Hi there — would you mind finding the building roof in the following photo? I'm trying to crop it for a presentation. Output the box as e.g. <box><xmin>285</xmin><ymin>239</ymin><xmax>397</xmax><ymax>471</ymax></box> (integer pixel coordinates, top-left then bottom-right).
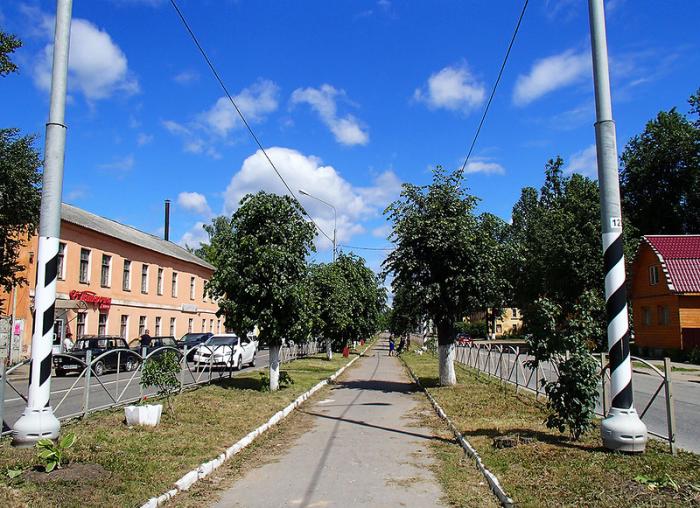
<box><xmin>61</xmin><ymin>203</ymin><xmax>214</xmax><ymax>271</ymax></box>
<box><xmin>643</xmin><ymin>235</ymin><xmax>700</xmax><ymax>293</ymax></box>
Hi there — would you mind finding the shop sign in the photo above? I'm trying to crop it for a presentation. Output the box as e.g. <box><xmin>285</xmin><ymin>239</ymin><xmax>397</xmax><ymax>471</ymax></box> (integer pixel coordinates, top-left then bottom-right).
<box><xmin>69</xmin><ymin>290</ymin><xmax>112</xmax><ymax>310</ymax></box>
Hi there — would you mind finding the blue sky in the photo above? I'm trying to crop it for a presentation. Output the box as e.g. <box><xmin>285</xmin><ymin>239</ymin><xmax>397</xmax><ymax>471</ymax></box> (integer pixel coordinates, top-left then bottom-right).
<box><xmin>2</xmin><ymin>0</ymin><xmax>698</xmax><ymax>274</ymax></box>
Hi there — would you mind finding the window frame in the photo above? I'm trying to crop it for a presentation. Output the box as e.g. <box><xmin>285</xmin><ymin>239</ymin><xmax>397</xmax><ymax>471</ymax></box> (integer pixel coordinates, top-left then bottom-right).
<box><xmin>169</xmin><ymin>317</ymin><xmax>176</xmax><ymax>336</ymax></box>
<box><xmin>141</xmin><ymin>263</ymin><xmax>149</xmax><ymax>294</ymax></box>
<box><xmin>120</xmin><ymin>315</ymin><xmax>129</xmax><ymax>339</ymax></box>
<box><xmin>98</xmin><ymin>313</ymin><xmax>108</xmax><ymax>336</ymax></box>
<box><xmin>190</xmin><ymin>276</ymin><xmax>196</xmax><ymax>300</ymax></box>
<box><xmin>100</xmin><ymin>254</ymin><xmax>112</xmax><ymax>288</ymax></box>
<box><xmin>172</xmin><ymin>272</ymin><xmax>178</xmax><ymax>298</ymax></box>
<box><xmin>79</xmin><ymin>248</ymin><xmax>91</xmax><ymax>284</ymax></box>
<box><xmin>57</xmin><ymin>242</ymin><xmax>66</xmax><ymax>280</ymax></box>
<box><xmin>123</xmin><ymin>259</ymin><xmax>132</xmax><ymax>291</ymax></box>
<box><xmin>157</xmin><ymin>268</ymin><xmax>164</xmax><ymax>295</ymax></box>
<box><xmin>649</xmin><ymin>265</ymin><xmax>660</xmax><ymax>286</ymax></box>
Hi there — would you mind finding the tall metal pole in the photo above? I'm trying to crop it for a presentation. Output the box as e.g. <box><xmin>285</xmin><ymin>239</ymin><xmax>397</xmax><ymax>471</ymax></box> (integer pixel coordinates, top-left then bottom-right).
<box><xmin>298</xmin><ymin>189</ymin><xmax>337</xmax><ymax>262</ymax></box>
<box><xmin>13</xmin><ymin>0</ymin><xmax>73</xmax><ymax>446</ymax></box>
<box><xmin>588</xmin><ymin>0</ymin><xmax>646</xmax><ymax>452</ymax></box>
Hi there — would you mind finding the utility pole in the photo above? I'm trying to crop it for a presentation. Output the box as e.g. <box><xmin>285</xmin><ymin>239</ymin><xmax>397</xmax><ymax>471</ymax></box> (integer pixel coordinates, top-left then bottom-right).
<box><xmin>588</xmin><ymin>0</ymin><xmax>646</xmax><ymax>452</ymax></box>
<box><xmin>13</xmin><ymin>0</ymin><xmax>73</xmax><ymax>446</ymax></box>
<box><xmin>298</xmin><ymin>189</ymin><xmax>337</xmax><ymax>262</ymax></box>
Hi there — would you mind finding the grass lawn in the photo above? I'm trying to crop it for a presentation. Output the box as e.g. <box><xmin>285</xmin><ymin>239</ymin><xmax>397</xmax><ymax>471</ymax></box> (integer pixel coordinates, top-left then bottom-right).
<box><xmin>402</xmin><ymin>351</ymin><xmax>700</xmax><ymax>508</ymax></box>
<box><xmin>0</xmin><ymin>347</ymin><xmax>370</xmax><ymax>508</ymax></box>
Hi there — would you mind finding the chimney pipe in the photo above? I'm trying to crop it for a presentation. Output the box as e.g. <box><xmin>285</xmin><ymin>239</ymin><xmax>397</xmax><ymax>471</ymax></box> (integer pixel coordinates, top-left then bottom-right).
<box><xmin>164</xmin><ymin>199</ymin><xmax>171</xmax><ymax>241</ymax></box>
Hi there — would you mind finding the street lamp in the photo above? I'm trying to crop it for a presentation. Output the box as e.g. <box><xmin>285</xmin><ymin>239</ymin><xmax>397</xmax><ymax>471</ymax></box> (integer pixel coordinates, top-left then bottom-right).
<box><xmin>299</xmin><ymin>189</ymin><xmax>336</xmax><ymax>262</ymax></box>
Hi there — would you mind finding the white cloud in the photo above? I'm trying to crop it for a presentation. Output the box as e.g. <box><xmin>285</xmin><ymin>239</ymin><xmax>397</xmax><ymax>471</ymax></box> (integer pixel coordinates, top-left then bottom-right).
<box><xmin>291</xmin><ymin>84</ymin><xmax>369</xmax><ymax>146</ymax></box>
<box><xmin>414</xmin><ymin>65</ymin><xmax>486</xmax><ymax>113</ymax></box>
<box><xmin>464</xmin><ymin>158</ymin><xmax>505</xmax><ymax>175</ymax></box>
<box><xmin>222</xmin><ymin>147</ymin><xmax>401</xmax><ymax>249</ymax></box>
<box><xmin>33</xmin><ymin>16</ymin><xmax>139</xmax><ymax>101</ymax></box>
<box><xmin>98</xmin><ymin>154</ymin><xmax>134</xmax><ymax>172</ymax></box>
<box><xmin>173</xmin><ymin>70</ymin><xmax>199</xmax><ymax>85</ymax></box>
<box><xmin>201</xmin><ymin>79</ymin><xmax>279</xmax><ymax>136</ymax></box>
<box><xmin>177</xmin><ymin>192</ymin><xmax>212</xmax><ymax>216</ymax></box>
<box><xmin>371</xmin><ymin>224</ymin><xmax>392</xmax><ymax>238</ymax></box>
<box><xmin>137</xmin><ymin>133</ymin><xmax>153</xmax><ymax>146</ymax></box>
<box><xmin>513</xmin><ymin>50</ymin><xmax>589</xmax><ymax>106</ymax></box>
<box><xmin>567</xmin><ymin>144</ymin><xmax>598</xmax><ymax>177</ymax></box>
<box><xmin>179</xmin><ymin>222</ymin><xmax>208</xmax><ymax>249</ymax></box>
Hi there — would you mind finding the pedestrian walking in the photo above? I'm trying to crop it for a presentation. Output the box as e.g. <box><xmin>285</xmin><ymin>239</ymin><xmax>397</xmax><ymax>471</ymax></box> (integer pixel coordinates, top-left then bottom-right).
<box><xmin>389</xmin><ymin>336</ymin><xmax>395</xmax><ymax>356</ymax></box>
<box><xmin>62</xmin><ymin>332</ymin><xmax>73</xmax><ymax>352</ymax></box>
<box><xmin>398</xmin><ymin>336</ymin><xmax>406</xmax><ymax>355</ymax></box>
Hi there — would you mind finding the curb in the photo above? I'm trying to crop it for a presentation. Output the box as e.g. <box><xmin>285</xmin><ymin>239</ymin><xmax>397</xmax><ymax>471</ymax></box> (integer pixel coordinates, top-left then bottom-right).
<box><xmin>400</xmin><ymin>357</ymin><xmax>515</xmax><ymax>508</ymax></box>
<box><xmin>141</xmin><ymin>342</ymin><xmax>373</xmax><ymax>508</ymax></box>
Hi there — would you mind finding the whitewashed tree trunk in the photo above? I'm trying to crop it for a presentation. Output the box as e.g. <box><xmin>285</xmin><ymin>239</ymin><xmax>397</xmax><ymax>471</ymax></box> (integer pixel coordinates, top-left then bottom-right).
<box><xmin>269</xmin><ymin>344</ymin><xmax>280</xmax><ymax>391</ymax></box>
<box><xmin>325</xmin><ymin>338</ymin><xmax>333</xmax><ymax>361</ymax></box>
<box><xmin>439</xmin><ymin>343</ymin><xmax>456</xmax><ymax>386</ymax></box>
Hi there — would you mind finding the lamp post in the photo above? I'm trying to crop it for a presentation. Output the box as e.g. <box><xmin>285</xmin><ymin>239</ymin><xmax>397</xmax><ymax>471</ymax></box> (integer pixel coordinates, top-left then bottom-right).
<box><xmin>299</xmin><ymin>189</ymin><xmax>337</xmax><ymax>262</ymax></box>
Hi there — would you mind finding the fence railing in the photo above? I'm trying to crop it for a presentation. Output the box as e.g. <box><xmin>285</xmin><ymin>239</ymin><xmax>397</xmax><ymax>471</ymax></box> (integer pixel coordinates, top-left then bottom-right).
<box><xmin>1</xmin><ymin>341</ymin><xmax>320</xmax><ymax>436</ymax></box>
<box><xmin>453</xmin><ymin>343</ymin><xmax>677</xmax><ymax>454</ymax></box>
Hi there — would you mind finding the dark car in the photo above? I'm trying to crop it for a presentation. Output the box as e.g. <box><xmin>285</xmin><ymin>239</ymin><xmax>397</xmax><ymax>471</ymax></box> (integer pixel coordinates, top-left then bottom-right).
<box><xmin>54</xmin><ymin>336</ymin><xmax>137</xmax><ymax>376</ymax></box>
<box><xmin>177</xmin><ymin>332</ymin><xmax>213</xmax><ymax>361</ymax></box>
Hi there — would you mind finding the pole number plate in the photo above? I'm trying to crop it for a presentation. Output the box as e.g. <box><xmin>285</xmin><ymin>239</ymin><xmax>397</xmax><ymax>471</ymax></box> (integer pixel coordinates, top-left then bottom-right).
<box><xmin>610</xmin><ymin>217</ymin><xmax>622</xmax><ymax>228</ymax></box>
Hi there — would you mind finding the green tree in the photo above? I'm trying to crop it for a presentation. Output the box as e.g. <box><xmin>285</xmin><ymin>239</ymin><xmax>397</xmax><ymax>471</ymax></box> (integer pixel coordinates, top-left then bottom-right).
<box><xmin>1</xmin><ymin>30</ymin><xmax>21</xmax><ymax>77</ymax></box>
<box><xmin>205</xmin><ymin>192</ymin><xmax>316</xmax><ymax>391</ymax></box>
<box><xmin>384</xmin><ymin>166</ymin><xmax>482</xmax><ymax>385</ymax></box>
<box><xmin>620</xmin><ymin>95</ymin><xmax>700</xmax><ymax>234</ymax></box>
<box><xmin>388</xmin><ymin>284</ymin><xmax>420</xmax><ymax>338</ymax></box>
<box><xmin>308</xmin><ymin>261</ymin><xmax>351</xmax><ymax>360</ymax></box>
<box><xmin>0</xmin><ymin>129</ymin><xmax>42</xmax><ymax>294</ymax></box>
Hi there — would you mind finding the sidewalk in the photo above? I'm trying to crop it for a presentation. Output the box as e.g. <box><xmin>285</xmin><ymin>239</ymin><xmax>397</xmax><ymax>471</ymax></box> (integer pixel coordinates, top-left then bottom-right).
<box><xmin>210</xmin><ymin>339</ymin><xmax>448</xmax><ymax>507</ymax></box>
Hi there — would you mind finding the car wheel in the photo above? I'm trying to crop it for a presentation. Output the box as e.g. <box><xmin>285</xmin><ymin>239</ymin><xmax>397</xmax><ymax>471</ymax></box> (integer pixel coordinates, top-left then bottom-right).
<box><xmin>236</xmin><ymin>356</ymin><xmax>243</xmax><ymax>371</ymax></box>
<box><xmin>250</xmin><ymin>353</ymin><xmax>256</xmax><ymax>367</ymax></box>
<box><xmin>93</xmin><ymin>361</ymin><xmax>105</xmax><ymax>376</ymax></box>
<box><xmin>125</xmin><ymin>357</ymin><xmax>136</xmax><ymax>372</ymax></box>
<box><xmin>55</xmin><ymin>368</ymin><xmax>66</xmax><ymax>377</ymax></box>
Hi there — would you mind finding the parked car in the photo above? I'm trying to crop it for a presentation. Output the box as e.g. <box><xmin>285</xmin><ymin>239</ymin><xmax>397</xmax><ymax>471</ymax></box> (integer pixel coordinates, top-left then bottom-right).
<box><xmin>54</xmin><ymin>335</ymin><xmax>137</xmax><ymax>376</ymax></box>
<box><xmin>177</xmin><ymin>332</ymin><xmax>214</xmax><ymax>361</ymax></box>
<box><xmin>456</xmin><ymin>333</ymin><xmax>473</xmax><ymax>346</ymax></box>
<box><xmin>133</xmin><ymin>335</ymin><xmax>179</xmax><ymax>355</ymax></box>
<box><xmin>192</xmin><ymin>334</ymin><xmax>258</xmax><ymax>369</ymax></box>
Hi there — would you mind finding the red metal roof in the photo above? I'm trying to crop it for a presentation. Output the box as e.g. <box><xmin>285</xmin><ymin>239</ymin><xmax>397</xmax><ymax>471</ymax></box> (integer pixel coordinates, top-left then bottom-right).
<box><xmin>644</xmin><ymin>235</ymin><xmax>700</xmax><ymax>293</ymax></box>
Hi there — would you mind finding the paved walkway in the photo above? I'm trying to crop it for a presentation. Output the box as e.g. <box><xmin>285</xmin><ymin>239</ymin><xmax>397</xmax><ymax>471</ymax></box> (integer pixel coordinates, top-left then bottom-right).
<box><xmin>211</xmin><ymin>340</ymin><xmax>447</xmax><ymax>507</ymax></box>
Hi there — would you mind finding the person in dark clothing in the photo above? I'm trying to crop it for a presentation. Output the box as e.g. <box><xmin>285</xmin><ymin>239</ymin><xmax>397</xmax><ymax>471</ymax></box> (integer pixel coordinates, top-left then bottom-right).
<box><xmin>398</xmin><ymin>336</ymin><xmax>406</xmax><ymax>355</ymax></box>
<box><xmin>388</xmin><ymin>336</ymin><xmax>395</xmax><ymax>356</ymax></box>
<box><xmin>140</xmin><ymin>329</ymin><xmax>152</xmax><ymax>347</ymax></box>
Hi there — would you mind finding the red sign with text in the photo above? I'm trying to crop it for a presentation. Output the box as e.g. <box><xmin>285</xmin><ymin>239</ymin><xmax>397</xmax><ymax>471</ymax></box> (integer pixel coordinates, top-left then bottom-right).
<box><xmin>69</xmin><ymin>290</ymin><xmax>112</xmax><ymax>310</ymax></box>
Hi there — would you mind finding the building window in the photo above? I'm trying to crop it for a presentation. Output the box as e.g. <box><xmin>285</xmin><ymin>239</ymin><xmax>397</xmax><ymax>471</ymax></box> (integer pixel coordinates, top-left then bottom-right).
<box><xmin>642</xmin><ymin>307</ymin><xmax>652</xmax><ymax>326</ymax></box>
<box><xmin>100</xmin><ymin>254</ymin><xmax>112</xmax><ymax>287</ymax></box>
<box><xmin>172</xmin><ymin>272</ymin><xmax>178</xmax><ymax>297</ymax></box>
<box><xmin>139</xmin><ymin>316</ymin><xmax>146</xmax><ymax>336</ymax></box>
<box><xmin>155</xmin><ymin>316</ymin><xmax>162</xmax><ymax>336</ymax></box>
<box><xmin>657</xmin><ymin>306</ymin><xmax>670</xmax><ymax>326</ymax></box>
<box><xmin>120</xmin><ymin>315</ymin><xmax>129</xmax><ymax>339</ymax></box>
<box><xmin>157</xmin><ymin>268</ymin><xmax>164</xmax><ymax>295</ymax></box>
<box><xmin>209</xmin><ymin>319</ymin><xmax>214</xmax><ymax>332</ymax></box>
<box><xmin>98</xmin><ymin>313</ymin><xmax>107</xmax><ymax>335</ymax></box>
<box><xmin>511</xmin><ymin>308</ymin><xmax>518</xmax><ymax>318</ymax></box>
<box><xmin>217</xmin><ymin>320</ymin><xmax>221</xmax><ymax>334</ymax></box>
<box><xmin>76</xmin><ymin>312</ymin><xmax>86</xmax><ymax>338</ymax></box>
<box><xmin>123</xmin><ymin>260</ymin><xmax>132</xmax><ymax>291</ymax></box>
<box><xmin>190</xmin><ymin>276</ymin><xmax>196</xmax><ymax>300</ymax></box>
<box><xmin>201</xmin><ymin>318</ymin><xmax>205</xmax><ymax>331</ymax></box>
<box><xmin>57</xmin><ymin>242</ymin><xmax>66</xmax><ymax>280</ymax></box>
<box><xmin>79</xmin><ymin>248</ymin><xmax>90</xmax><ymax>283</ymax></box>
<box><xmin>170</xmin><ymin>317</ymin><xmax>176</xmax><ymax>336</ymax></box>
<box><xmin>649</xmin><ymin>265</ymin><xmax>659</xmax><ymax>285</ymax></box>
<box><xmin>141</xmin><ymin>264</ymin><xmax>149</xmax><ymax>294</ymax></box>
<box><xmin>496</xmin><ymin>324</ymin><xmax>503</xmax><ymax>334</ymax></box>
<box><xmin>188</xmin><ymin>318</ymin><xmax>193</xmax><ymax>333</ymax></box>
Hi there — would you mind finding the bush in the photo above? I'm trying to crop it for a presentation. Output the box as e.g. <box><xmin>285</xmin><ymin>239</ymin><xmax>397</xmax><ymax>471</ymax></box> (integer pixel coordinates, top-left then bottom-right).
<box><xmin>140</xmin><ymin>351</ymin><xmax>181</xmax><ymax>416</ymax></box>
<box><xmin>689</xmin><ymin>347</ymin><xmax>700</xmax><ymax>365</ymax></box>
<box><xmin>454</xmin><ymin>320</ymin><xmax>488</xmax><ymax>338</ymax></box>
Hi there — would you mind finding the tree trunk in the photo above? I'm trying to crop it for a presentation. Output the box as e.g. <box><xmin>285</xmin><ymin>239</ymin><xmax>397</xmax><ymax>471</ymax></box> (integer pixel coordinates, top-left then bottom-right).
<box><xmin>325</xmin><ymin>338</ymin><xmax>333</xmax><ymax>361</ymax></box>
<box><xmin>269</xmin><ymin>344</ymin><xmax>280</xmax><ymax>391</ymax></box>
<box><xmin>437</xmin><ymin>318</ymin><xmax>456</xmax><ymax>386</ymax></box>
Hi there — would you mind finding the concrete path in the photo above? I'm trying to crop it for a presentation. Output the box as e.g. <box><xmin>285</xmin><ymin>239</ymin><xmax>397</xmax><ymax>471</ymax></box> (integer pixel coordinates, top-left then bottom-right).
<box><xmin>211</xmin><ymin>340</ymin><xmax>448</xmax><ymax>508</ymax></box>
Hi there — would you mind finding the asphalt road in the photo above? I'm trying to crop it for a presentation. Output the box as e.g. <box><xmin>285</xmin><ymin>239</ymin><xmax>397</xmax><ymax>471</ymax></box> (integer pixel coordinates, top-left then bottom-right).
<box><xmin>2</xmin><ymin>349</ymin><xmax>270</xmax><ymax>432</ymax></box>
<box><xmin>455</xmin><ymin>346</ymin><xmax>700</xmax><ymax>453</ymax></box>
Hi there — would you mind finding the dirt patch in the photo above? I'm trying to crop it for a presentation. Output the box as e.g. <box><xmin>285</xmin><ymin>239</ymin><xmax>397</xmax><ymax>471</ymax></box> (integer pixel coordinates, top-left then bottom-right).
<box><xmin>24</xmin><ymin>462</ymin><xmax>108</xmax><ymax>484</ymax></box>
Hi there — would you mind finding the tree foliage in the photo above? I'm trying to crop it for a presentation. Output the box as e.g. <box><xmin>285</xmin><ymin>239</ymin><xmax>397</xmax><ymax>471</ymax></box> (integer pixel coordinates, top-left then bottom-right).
<box><xmin>0</xmin><ymin>128</ymin><xmax>42</xmax><ymax>293</ymax></box>
<box><xmin>0</xmin><ymin>30</ymin><xmax>21</xmax><ymax>77</ymax></box>
<box><xmin>205</xmin><ymin>192</ymin><xmax>316</xmax><ymax>348</ymax></box>
<box><xmin>620</xmin><ymin>91</ymin><xmax>700</xmax><ymax>235</ymax></box>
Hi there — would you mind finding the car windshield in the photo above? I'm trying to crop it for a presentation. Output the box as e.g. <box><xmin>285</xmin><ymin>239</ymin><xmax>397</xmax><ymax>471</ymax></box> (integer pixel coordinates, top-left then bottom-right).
<box><xmin>206</xmin><ymin>337</ymin><xmax>236</xmax><ymax>346</ymax></box>
<box><xmin>182</xmin><ymin>333</ymin><xmax>208</xmax><ymax>342</ymax></box>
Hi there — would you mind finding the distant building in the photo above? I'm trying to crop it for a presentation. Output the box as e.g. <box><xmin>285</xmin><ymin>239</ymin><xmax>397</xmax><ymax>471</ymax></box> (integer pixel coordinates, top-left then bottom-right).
<box><xmin>467</xmin><ymin>307</ymin><xmax>523</xmax><ymax>337</ymax></box>
<box><xmin>630</xmin><ymin>235</ymin><xmax>700</xmax><ymax>352</ymax></box>
<box><xmin>0</xmin><ymin>203</ymin><xmax>220</xmax><ymax>361</ymax></box>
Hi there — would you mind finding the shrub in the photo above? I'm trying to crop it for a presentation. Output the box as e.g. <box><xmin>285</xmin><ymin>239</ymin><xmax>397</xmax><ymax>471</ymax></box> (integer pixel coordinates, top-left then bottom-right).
<box><xmin>140</xmin><ymin>351</ymin><xmax>180</xmax><ymax>416</ymax></box>
<box><xmin>36</xmin><ymin>433</ymin><xmax>76</xmax><ymax>473</ymax></box>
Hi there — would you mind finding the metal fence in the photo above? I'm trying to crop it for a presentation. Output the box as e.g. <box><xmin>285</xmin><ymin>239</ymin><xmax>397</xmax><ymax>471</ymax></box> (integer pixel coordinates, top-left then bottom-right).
<box><xmin>453</xmin><ymin>343</ymin><xmax>677</xmax><ymax>454</ymax></box>
<box><xmin>0</xmin><ymin>341</ymin><xmax>320</xmax><ymax>436</ymax></box>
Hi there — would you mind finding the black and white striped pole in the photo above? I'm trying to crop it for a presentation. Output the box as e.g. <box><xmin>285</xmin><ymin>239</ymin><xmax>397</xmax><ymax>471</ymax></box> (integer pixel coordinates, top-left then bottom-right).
<box><xmin>588</xmin><ymin>0</ymin><xmax>647</xmax><ymax>452</ymax></box>
<box><xmin>12</xmin><ymin>0</ymin><xmax>73</xmax><ymax>446</ymax></box>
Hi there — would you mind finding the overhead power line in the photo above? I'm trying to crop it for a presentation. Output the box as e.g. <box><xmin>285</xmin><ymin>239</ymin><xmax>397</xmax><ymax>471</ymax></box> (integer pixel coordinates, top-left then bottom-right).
<box><xmin>460</xmin><ymin>0</ymin><xmax>529</xmax><ymax>174</ymax></box>
<box><xmin>338</xmin><ymin>244</ymin><xmax>394</xmax><ymax>252</ymax></box>
<box><xmin>168</xmin><ymin>0</ymin><xmax>333</xmax><ymax>244</ymax></box>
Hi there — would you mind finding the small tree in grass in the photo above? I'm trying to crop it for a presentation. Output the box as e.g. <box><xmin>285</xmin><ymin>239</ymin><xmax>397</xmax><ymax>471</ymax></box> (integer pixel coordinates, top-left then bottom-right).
<box><xmin>141</xmin><ymin>351</ymin><xmax>180</xmax><ymax>417</ymax></box>
<box><xmin>526</xmin><ymin>290</ymin><xmax>603</xmax><ymax>440</ymax></box>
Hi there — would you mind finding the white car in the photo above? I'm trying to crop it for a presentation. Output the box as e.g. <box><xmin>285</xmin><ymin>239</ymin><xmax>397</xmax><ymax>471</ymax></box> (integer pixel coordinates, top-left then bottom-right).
<box><xmin>192</xmin><ymin>334</ymin><xmax>258</xmax><ymax>369</ymax></box>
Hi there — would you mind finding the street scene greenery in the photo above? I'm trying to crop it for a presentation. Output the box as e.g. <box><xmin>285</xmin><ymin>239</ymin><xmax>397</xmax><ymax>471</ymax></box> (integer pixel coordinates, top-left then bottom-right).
<box><xmin>0</xmin><ymin>350</ymin><xmax>367</xmax><ymax>508</ymax></box>
<box><xmin>402</xmin><ymin>350</ymin><xmax>700</xmax><ymax>507</ymax></box>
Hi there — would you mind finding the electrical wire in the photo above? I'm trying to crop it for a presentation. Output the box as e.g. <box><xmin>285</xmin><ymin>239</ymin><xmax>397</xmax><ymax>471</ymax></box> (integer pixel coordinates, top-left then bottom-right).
<box><xmin>338</xmin><ymin>244</ymin><xmax>394</xmax><ymax>252</ymax></box>
<box><xmin>168</xmin><ymin>0</ymin><xmax>334</xmax><ymax>244</ymax></box>
<box><xmin>459</xmin><ymin>0</ymin><xmax>529</xmax><ymax>174</ymax></box>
